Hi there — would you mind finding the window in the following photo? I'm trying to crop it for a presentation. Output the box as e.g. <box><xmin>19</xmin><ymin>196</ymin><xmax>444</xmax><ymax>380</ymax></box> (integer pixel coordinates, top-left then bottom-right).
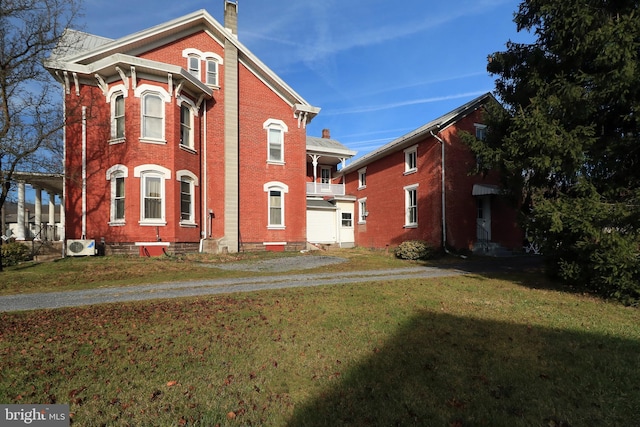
<box><xmin>341</xmin><ymin>212</ymin><xmax>353</xmax><ymax>227</ymax></box>
<box><xmin>112</xmin><ymin>93</ymin><xmax>125</xmax><ymax>140</ymax></box>
<box><xmin>188</xmin><ymin>56</ymin><xmax>200</xmax><ymax>78</ymax></box>
<box><xmin>475</xmin><ymin>124</ymin><xmax>487</xmax><ymax>141</ymax></box>
<box><xmin>183</xmin><ymin>49</ymin><xmax>223</xmax><ymax>85</ymax></box>
<box><xmin>269</xmin><ymin>128</ymin><xmax>283</xmax><ymax>162</ymax></box>
<box><xmin>206</xmin><ymin>59</ymin><xmax>218</xmax><ymax>86</ymax></box>
<box><xmin>264</xmin><ymin>182</ymin><xmax>288</xmax><ymax>229</ymax></box>
<box><xmin>269</xmin><ymin>190</ymin><xmax>283</xmax><ymax>226</ymax></box>
<box><xmin>263</xmin><ymin>119</ymin><xmax>288</xmax><ymax>163</ymax></box>
<box><xmin>134</xmin><ymin>85</ymin><xmax>170</xmax><ymax>143</ymax></box>
<box><xmin>180</xmin><ymin>104</ymin><xmax>192</xmax><ymax>148</ymax></box>
<box><xmin>134</xmin><ymin>165</ymin><xmax>170</xmax><ymax>225</ymax></box>
<box><xmin>321</xmin><ymin>167</ymin><xmax>331</xmax><ymax>184</ymax></box>
<box><xmin>143</xmin><ymin>175</ymin><xmax>162</xmax><ymax>220</ymax></box>
<box><xmin>404</xmin><ymin>145</ymin><xmax>417</xmax><ymax>174</ymax></box>
<box><xmin>405</xmin><ymin>185</ymin><xmax>418</xmax><ymax>227</ymax></box>
<box><xmin>358</xmin><ymin>167</ymin><xmax>367</xmax><ymax>189</ymax></box>
<box><xmin>106</xmin><ymin>165</ymin><xmax>128</xmax><ymax>225</ymax></box>
<box><xmin>180</xmin><ymin>179</ymin><xmax>192</xmax><ymax>222</ymax></box>
<box><xmin>358</xmin><ymin>198</ymin><xmax>368</xmax><ymax>223</ymax></box>
<box><xmin>177</xmin><ymin>170</ymin><xmax>198</xmax><ymax>225</ymax></box>
<box><xmin>142</xmin><ymin>93</ymin><xmax>163</xmax><ymax>140</ymax></box>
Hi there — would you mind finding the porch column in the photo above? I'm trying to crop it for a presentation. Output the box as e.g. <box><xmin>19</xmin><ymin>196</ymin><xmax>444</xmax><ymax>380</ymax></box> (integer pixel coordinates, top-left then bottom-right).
<box><xmin>310</xmin><ymin>154</ymin><xmax>319</xmax><ymax>194</ymax></box>
<box><xmin>340</xmin><ymin>157</ymin><xmax>347</xmax><ymax>194</ymax></box>
<box><xmin>48</xmin><ymin>191</ymin><xmax>56</xmax><ymax>241</ymax></box>
<box><xmin>59</xmin><ymin>194</ymin><xmax>65</xmax><ymax>241</ymax></box>
<box><xmin>34</xmin><ymin>186</ymin><xmax>42</xmax><ymax>240</ymax></box>
<box><xmin>15</xmin><ymin>181</ymin><xmax>26</xmax><ymax>241</ymax></box>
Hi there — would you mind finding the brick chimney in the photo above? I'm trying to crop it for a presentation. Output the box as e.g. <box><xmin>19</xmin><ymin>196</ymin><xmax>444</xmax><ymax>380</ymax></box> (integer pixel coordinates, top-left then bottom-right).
<box><xmin>322</xmin><ymin>129</ymin><xmax>331</xmax><ymax>139</ymax></box>
<box><xmin>224</xmin><ymin>0</ymin><xmax>238</xmax><ymax>35</ymax></box>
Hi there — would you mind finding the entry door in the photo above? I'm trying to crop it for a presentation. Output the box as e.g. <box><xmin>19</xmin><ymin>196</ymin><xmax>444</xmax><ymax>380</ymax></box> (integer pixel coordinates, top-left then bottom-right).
<box><xmin>476</xmin><ymin>197</ymin><xmax>491</xmax><ymax>241</ymax></box>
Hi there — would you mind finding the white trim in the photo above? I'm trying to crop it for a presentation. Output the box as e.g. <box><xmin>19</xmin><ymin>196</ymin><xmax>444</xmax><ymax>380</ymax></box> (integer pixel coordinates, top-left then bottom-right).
<box><xmin>358</xmin><ymin>197</ymin><xmax>368</xmax><ymax>224</ymax></box>
<box><xmin>264</xmin><ymin>181</ymin><xmax>288</xmax><ymax>229</ymax></box>
<box><xmin>176</xmin><ymin>169</ymin><xmax>199</xmax><ymax>185</ymax></box>
<box><xmin>134</xmin><ymin>241</ymin><xmax>170</xmax><ymax>247</ymax></box>
<box><xmin>133</xmin><ymin>84</ymin><xmax>171</xmax><ymax>102</ymax></box>
<box><xmin>105</xmin><ymin>164</ymin><xmax>129</xmax><ymax>180</ymax></box>
<box><xmin>404</xmin><ymin>184</ymin><xmax>419</xmax><ymax>227</ymax></box>
<box><xmin>358</xmin><ymin>167</ymin><xmax>367</xmax><ymax>190</ymax></box>
<box><xmin>262</xmin><ymin>242</ymin><xmax>287</xmax><ymax>246</ymax></box>
<box><xmin>134</xmin><ymin>164</ymin><xmax>171</xmax><ymax>179</ymax></box>
<box><xmin>404</xmin><ymin>144</ymin><xmax>418</xmax><ymax>174</ymax></box>
<box><xmin>106</xmin><ymin>83</ymin><xmax>128</xmax><ymax>101</ymax></box>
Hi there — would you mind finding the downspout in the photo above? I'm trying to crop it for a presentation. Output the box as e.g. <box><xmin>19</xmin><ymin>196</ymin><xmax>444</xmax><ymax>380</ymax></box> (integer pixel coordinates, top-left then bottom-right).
<box><xmin>430</xmin><ymin>129</ymin><xmax>448</xmax><ymax>254</ymax></box>
<box><xmin>200</xmin><ymin>99</ymin><xmax>207</xmax><ymax>252</ymax></box>
<box><xmin>81</xmin><ymin>106</ymin><xmax>87</xmax><ymax>239</ymax></box>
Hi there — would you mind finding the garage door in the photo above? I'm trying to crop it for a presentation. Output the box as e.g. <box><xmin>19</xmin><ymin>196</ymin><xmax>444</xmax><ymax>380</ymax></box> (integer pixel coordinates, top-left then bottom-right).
<box><xmin>307</xmin><ymin>209</ymin><xmax>336</xmax><ymax>244</ymax></box>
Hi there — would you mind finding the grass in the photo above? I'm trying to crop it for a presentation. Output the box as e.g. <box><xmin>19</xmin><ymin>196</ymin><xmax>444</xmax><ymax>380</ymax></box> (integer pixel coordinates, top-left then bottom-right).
<box><xmin>1</xmin><ymin>251</ymin><xmax>639</xmax><ymax>426</ymax></box>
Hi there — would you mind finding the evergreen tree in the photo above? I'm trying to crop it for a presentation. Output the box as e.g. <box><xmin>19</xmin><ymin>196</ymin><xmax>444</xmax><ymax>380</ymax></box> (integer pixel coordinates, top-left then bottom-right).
<box><xmin>468</xmin><ymin>0</ymin><xmax>640</xmax><ymax>303</ymax></box>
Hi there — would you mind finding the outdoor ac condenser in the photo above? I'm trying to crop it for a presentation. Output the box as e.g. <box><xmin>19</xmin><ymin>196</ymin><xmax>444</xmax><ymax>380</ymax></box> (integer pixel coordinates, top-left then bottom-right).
<box><xmin>66</xmin><ymin>239</ymin><xmax>97</xmax><ymax>256</ymax></box>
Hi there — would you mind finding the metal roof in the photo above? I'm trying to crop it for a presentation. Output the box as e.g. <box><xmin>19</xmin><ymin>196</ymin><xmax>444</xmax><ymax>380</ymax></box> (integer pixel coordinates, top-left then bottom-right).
<box><xmin>341</xmin><ymin>92</ymin><xmax>496</xmax><ymax>174</ymax></box>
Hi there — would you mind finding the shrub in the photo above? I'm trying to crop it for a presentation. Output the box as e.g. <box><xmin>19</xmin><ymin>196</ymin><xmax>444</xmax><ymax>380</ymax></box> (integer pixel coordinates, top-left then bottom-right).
<box><xmin>394</xmin><ymin>240</ymin><xmax>435</xmax><ymax>260</ymax></box>
<box><xmin>1</xmin><ymin>242</ymin><xmax>32</xmax><ymax>266</ymax></box>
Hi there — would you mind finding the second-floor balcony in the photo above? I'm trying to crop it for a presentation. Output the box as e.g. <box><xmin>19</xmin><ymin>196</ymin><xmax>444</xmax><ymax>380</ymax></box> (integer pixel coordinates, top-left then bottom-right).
<box><xmin>306</xmin><ymin>182</ymin><xmax>345</xmax><ymax>196</ymax></box>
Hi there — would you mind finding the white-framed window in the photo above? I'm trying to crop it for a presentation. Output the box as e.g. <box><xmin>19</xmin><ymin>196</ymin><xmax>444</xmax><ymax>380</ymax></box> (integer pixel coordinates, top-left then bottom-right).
<box><xmin>206</xmin><ymin>59</ymin><xmax>219</xmax><ymax>86</ymax></box>
<box><xmin>404</xmin><ymin>145</ymin><xmax>417</xmax><ymax>174</ymax></box>
<box><xmin>180</xmin><ymin>104</ymin><xmax>193</xmax><ymax>149</ymax></box>
<box><xmin>182</xmin><ymin>49</ymin><xmax>223</xmax><ymax>86</ymax></box>
<box><xmin>263</xmin><ymin>119</ymin><xmax>288</xmax><ymax>164</ymax></box>
<box><xmin>263</xmin><ymin>182</ymin><xmax>288</xmax><ymax>229</ymax></box>
<box><xmin>341</xmin><ymin>212</ymin><xmax>353</xmax><ymax>227</ymax></box>
<box><xmin>176</xmin><ymin>170</ymin><xmax>198</xmax><ymax>225</ymax></box>
<box><xmin>188</xmin><ymin>56</ymin><xmax>200</xmax><ymax>79</ymax></box>
<box><xmin>321</xmin><ymin>166</ymin><xmax>331</xmax><ymax>184</ymax></box>
<box><xmin>134</xmin><ymin>85</ymin><xmax>170</xmax><ymax>143</ymax></box>
<box><xmin>475</xmin><ymin>123</ymin><xmax>487</xmax><ymax>141</ymax></box>
<box><xmin>358</xmin><ymin>198</ymin><xmax>368</xmax><ymax>223</ymax></box>
<box><xmin>107</xmin><ymin>84</ymin><xmax>127</xmax><ymax>143</ymax></box>
<box><xmin>358</xmin><ymin>167</ymin><xmax>367</xmax><ymax>189</ymax></box>
<box><xmin>134</xmin><ymin>165</ymin><xmax>171</xmax><ymax>226</ymax></box>
<box><xmin>106</xmin><ymin>164</ymin><xmax>128</xmax><ymax>225</ymax></box>
<box><xmin>404</xmin><ymin>184</ymin><xmax>419</xmax><ymax>227</ymax></box>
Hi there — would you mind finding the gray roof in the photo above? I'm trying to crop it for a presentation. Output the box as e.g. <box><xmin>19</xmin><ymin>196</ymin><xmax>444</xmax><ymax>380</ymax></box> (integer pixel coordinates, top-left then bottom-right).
<box><xmin>306</xmin><ymin>136</ymin><xmax>356</xmax><ymax>157</ymax></box>
<box><xmin>306</xmin><ymin>199</ymin><xmax>337</xmax><ymax>209</ymax></box>
<box><xmin>341</xmin><ymin>92</ymin><xmax>495</xmax><ymax>174</ymax></box>
<box><xmin>49</xmin><ymin>29</ymin><xmax>113</xmax><ymax>61</ymax></box>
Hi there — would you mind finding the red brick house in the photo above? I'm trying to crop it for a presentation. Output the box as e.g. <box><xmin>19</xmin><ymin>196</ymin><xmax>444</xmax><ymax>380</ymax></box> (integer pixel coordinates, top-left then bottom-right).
<box><xmin>45</xmin><ymin>2</ymin><xmax>330</xmax><ymax>255</ymax></box>
<box><xmin>340</xmin><ymin>93</ymin><xmax>523</xmax><ymax>255</ymax></box>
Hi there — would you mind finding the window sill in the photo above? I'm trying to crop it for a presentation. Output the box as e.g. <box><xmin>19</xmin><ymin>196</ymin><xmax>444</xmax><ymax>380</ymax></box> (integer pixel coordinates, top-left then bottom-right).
<box><xmin>267</xmin><ymin>226</ymin><xmax>286</xmax><ymax>230</ymax></box>
<box><xmin>179</xmin><ymin>222</ymin><xmax>198</xmax><ymax>228</ymax></box>
<box><xmin>267</xmin><ymin>160</ymin><xmax>286</xmax><ymax>166</ymax></box>
<box><xmin>404</xmin><ymin>224</ymin><xmax>418</xmax><ymax>229</ymax></box>
<box><xmin>179</xmin><ymin>144</ymin><xmax>197</xmax><ymax>154</ymax></box>
<box><xmin>139</xmin><ymin>138</ymin><xmax>167</xmax><ymax>145</ymax></box>
<box><xmin>139</xmin><ymin>220</ymin><xmax>167</xmax><ymax>226</ymax></box>
<box><xmin>358</xmin><ymin>221</ymin><xmax>367</xmax><ymax>225</ymax></box>
<box><xmin>109</xmin><ymin>138</ymin><xmax>126</xmax><ymax>145</ymax></box>
<box><xmin>358</xmin><ymin>185</ymin><xmax>366</xmax><ymax>190</ymax></box>
<box><xmin>108</xmin><ymin>221</ymin><xmax>126</xmax><ymax>227</ymax></box>
<box><xmin>403</xmin><ymin>169</ymin><xmax>417</xmax><ymax>176</ymax></box>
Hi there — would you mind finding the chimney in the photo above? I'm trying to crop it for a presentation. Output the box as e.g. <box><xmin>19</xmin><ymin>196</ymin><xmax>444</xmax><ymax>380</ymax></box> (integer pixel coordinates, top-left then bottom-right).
<box><xmin>322</xmin><ymin>129</ymin><xmax>331</xmax><ymax>139</ymax></box>
<box><xmin>224</xmin><ymin>0</ymin><xmax>238</xmax><ymax>35</ymax></box>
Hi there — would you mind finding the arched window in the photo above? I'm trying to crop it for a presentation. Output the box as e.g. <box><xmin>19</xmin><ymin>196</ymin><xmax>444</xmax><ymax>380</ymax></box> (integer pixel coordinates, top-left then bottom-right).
<box><xmin>263</xmin><ymin>182</ymin><xmax>288</xmax><ymax>229</ymax></box>
<box><xmin>177</xmin><ymin>170</ymin><xmax>198</xmax><ymax>225</ymax></box>
<box><xmin>106</xmin><ymin>164</ymin><xmax>128</xmax><ymax>225</ymax></box>
<box><xmin>134</xmin><ymin>85</ymin><xmax>170</xmax><ymax>143</ymax></box>
<box><xmin>263</xmin><ymin>119</ymin><xmax>288</xmax><ymax>164</ymax></box>
<box><xmin>134</xmin><ymin>165</ymin><xmax>171</xmax><ymax>225</ymax></box>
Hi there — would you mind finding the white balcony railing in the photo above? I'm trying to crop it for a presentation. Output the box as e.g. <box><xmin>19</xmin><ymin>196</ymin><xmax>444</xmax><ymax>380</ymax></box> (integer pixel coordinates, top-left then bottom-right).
<box><xmin>306</xmin><ymin>182</ymin><xmax>345</xmax><ymax>196</ymax></box>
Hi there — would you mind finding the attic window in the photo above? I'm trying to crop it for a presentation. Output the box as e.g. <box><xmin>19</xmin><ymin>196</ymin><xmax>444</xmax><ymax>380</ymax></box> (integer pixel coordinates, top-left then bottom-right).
<box><xmin>188</xmin><ymin>56</ymin><xmax>199</xmax><ymax>79</ymax></box>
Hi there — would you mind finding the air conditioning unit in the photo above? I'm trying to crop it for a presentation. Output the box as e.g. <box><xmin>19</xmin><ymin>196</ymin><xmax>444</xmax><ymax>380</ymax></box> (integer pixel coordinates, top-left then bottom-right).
<box><xmin>66</xmin><ymin>239</ymin><xmax>97</xmax><ymax>256</ymax></box>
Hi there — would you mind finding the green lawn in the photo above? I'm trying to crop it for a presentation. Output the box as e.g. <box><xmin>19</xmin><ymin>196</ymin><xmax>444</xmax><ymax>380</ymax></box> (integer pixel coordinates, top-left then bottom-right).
<box><xmin>1</xmin><ymin>251</ymin><xmax>639</xmax><ymax>426</ymax></box>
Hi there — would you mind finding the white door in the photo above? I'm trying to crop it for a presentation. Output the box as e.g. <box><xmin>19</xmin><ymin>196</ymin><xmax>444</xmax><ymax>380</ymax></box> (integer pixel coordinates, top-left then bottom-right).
<box><xmin>476</xmin><ymin>196</ymin><xmax>491</xmax><ymax>241</ymax></box>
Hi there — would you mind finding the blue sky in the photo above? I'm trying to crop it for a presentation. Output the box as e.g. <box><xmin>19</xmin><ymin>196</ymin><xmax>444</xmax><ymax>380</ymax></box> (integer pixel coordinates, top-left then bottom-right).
<box><xmin>80</xmin><ymin>0</ymin><xmax>532</xmax><ymax>158</ymax></box>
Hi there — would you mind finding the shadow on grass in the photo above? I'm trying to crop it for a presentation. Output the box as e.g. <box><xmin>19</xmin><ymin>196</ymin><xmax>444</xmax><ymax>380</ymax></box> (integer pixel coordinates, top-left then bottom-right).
<box><xmin>287</xmin><ymin>310</ymin><xmax>639</xmax><ymax>427</ymax></box>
